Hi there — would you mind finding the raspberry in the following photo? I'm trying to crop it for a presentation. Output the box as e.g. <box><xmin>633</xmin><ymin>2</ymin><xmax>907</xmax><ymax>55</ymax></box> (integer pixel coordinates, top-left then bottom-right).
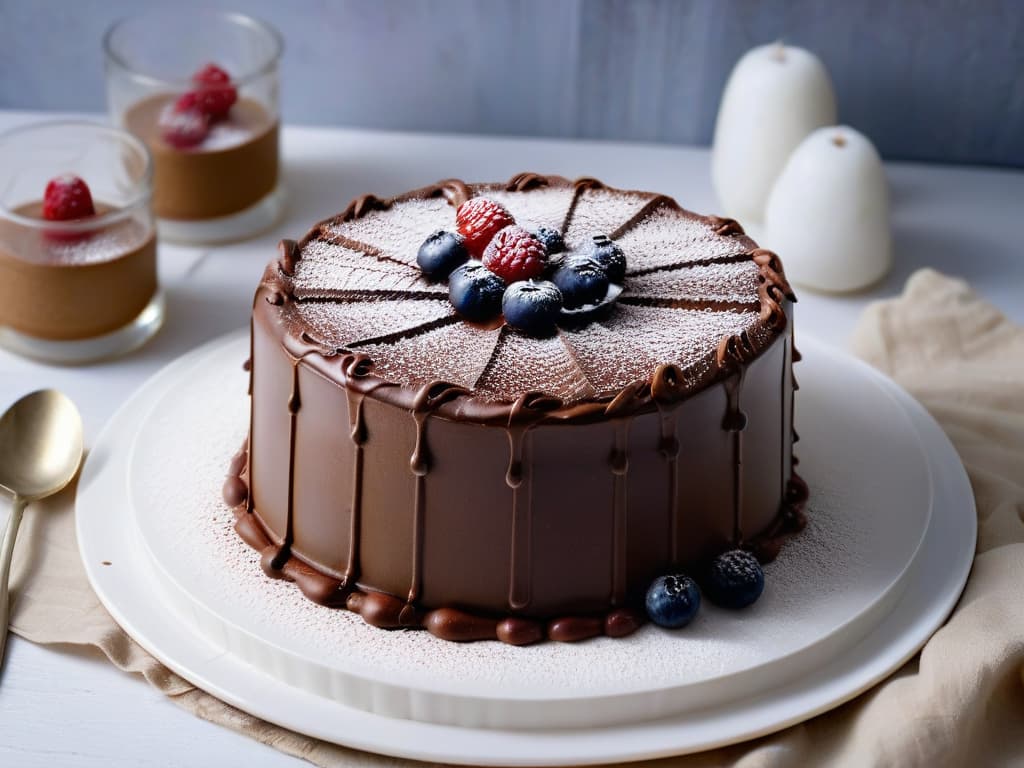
<box><xmin>194</xmin><ymin>63</ymin><xmax>232</xmax><ymax>87</ymax></box>
<box><xmin>42</xmin><ymin>174</ymin><xmax>96</xmax><ymax>221</ymax></box>
<box><xmin>193</xmin><ymin>84</ymin><xmax>237</xmax><ymax>120</ymax></box>
<box><xmin>159</xmin><ymin>103</ymin><xmax>210</xmax><ymax>149</ymax></box>
<box><xmin>482</xmin><ymin>226</ymin><xmax>547</xmax><ymax>283</ymax></box>
<box><xmin>173</xmin><ymin>91</ymin><xmax>200</xmax><ymax>112</ymax></box>
<box><xmin>456</xmin><ymin>197</ymin><xmax>515</xmax><ymax>257</ymax></box>
<box><xmin>191</xmin><ymin>63</ymin><xmax>237</xmax><ymax>119</ymax></box>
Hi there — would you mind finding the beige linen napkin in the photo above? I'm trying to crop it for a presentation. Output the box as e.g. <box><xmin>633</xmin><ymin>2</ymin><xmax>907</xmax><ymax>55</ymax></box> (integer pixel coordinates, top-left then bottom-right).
<box><xmin>8</xmin><ymin>268</ymin><xmax>1024</xmax><ymax>767</ymax></box>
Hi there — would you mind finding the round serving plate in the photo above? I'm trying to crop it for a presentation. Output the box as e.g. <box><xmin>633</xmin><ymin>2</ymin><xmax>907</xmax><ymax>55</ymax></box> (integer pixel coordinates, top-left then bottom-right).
<box><xmin>127</xmin><ymin>334</ymin><xmax>932</xmax><ymax>730</ymax></box>
<box><xmin>77</xmin><ymin>331</ymin><xmax>975</xmax><ymax>765</ymax></box>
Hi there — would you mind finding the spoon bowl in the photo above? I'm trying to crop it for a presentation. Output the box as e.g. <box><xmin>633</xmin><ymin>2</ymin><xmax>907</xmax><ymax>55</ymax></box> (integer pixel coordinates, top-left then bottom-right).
<box><xmin>0</xmin><ymin>390</ymin><xmax>84</xmax><ymax>501</ymax></box>
<box><xmin>0</xmin><ymin>389</ymin><xmax>84</xmax><ymax>677</ymax></box>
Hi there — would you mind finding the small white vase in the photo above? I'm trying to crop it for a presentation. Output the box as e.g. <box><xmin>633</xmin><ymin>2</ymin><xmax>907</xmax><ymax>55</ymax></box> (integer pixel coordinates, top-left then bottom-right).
<box><xmin>711</xmin><ymin>43</ymin><xmax>836</xmax><ymax>226</ymax></box>
<box><xmin>763</xmin><ymin>126</ymin><xmax>892</xmax><ymax>293</ymax></box>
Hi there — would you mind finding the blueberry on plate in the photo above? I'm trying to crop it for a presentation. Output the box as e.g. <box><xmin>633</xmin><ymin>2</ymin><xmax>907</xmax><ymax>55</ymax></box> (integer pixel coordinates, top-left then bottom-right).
<box><xmin>417</xmin><ymin>229</ymin><xmax>469</xmax><ymax>279</ymax></box>
<box><xmin>552</xmin><ymin>256</ymin><xmax>610</xmax><ymax>309</ymax></box>
<box><xmin>533</xmin><ymin>226</ymin><xmax>565</xmax><ymax>255</ymax></box>
<box><xmin>501</xmin><ymin>280</ymin><xmax>563</xmax><ymax>336</ymax></box>
<box><xmin>589</xmin><ymin>234</ymin><xmax>627</xmax><ymax>283</ymax></box>
<box><xmin>645</xmin><ymin>574</ymin><xmax>701</xmax><ymax>629</ymax></box>
<box><xmin>448</xmin><ymin>262</ymin><xmax>505</xmax><ymax>321</ymax></box>
<box><xmin>703</xmin><ymin>549</ymin><xmax>765</xmax><ymax>609</ymax></box>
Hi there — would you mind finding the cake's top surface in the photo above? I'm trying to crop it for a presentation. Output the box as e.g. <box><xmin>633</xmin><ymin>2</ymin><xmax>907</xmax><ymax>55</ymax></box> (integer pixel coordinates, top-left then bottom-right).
<box><xmin>266</xmin><ymin>174</ymin><xmax>793</xmax><ymax>417</ymax></box>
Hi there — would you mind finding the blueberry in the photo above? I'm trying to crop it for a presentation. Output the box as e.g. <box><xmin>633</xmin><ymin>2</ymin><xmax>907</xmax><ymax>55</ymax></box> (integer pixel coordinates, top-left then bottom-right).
<box><xmin>533</xmin><ymin>226</ymin><xmax>565</xmax><ymax>255</ymax></box>
<box><xmin>704</xmin><ymin>550</ymin><xmax>764</xmax><ymax>609</ymax></box>
<box><xmin>552</xmin><ymin>256</ymin><xmax>610</xmax><ymax>309</ymax></box>
<box><xmin>589</xmin><ymin>234</ymin><xmax>626</xmax><ymax>283</ymax></box>
<box><xmin>645</xmin><ymin>574</ymin><xmax>701</xmax><ymax>629</ymax></box>
<box><xmin>417</xmin><ymin>229</ymin><xmax>469</xmax><ymax>279</ymax></box>
<box><xmin>501</xmin><ymin>280</ymin><xmax>563</xmax><ymax>336</ymax></box>
<box><xmin>448</xmin><ymin>262</ymin><xmax>505</xmax><ymax>321</ymax></box>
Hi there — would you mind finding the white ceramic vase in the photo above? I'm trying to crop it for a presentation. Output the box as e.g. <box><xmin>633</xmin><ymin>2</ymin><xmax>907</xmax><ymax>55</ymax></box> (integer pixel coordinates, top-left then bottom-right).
<box><xmin>711</xmin><ymin>43</ymin><xmax>836</xmax><ymax>226</ymax></box>
<box><xmin>763</xmin><ymin>125</ymin><xmax>892</xmax><ymax>293</ymax></box>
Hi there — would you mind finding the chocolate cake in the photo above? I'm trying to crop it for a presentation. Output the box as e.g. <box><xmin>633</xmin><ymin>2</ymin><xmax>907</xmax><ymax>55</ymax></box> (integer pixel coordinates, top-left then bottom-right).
<box><xmin>225</xmin><ymin>173</ymin><xmax>806</xmax><ymax>645</ymax></box>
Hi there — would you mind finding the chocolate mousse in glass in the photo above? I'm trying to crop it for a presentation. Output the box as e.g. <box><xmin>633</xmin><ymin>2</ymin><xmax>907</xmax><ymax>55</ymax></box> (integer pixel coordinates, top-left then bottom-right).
<box><xmin>0</xmin><ymin>121</ymin><xmax>162</xmax><ymax>364</ymax></box>
<box><xmin>104</xmin><ymin>10</ymin><xmax>284</xmax><ymax>244</ymax></box>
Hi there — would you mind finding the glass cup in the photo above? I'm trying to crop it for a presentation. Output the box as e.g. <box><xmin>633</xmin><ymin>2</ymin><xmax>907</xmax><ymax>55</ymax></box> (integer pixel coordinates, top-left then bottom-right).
<box><xmin>0</xmin><ymin>121</ymin><xmax>163</xmax><ymax>364</ymax></box>
<box><xmin>104</xmin><ymin>9</ymin><xmax>284</xmax><ymax>244</ymax></box>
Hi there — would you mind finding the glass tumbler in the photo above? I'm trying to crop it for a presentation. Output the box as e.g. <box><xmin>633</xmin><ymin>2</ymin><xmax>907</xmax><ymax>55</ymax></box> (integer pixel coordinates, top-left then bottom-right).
<box><xmin>0</xmin><ymin>121</ymin><xmax>163</xmax><ymax>364</ymax></box>
<box><xmin>104</xmin><ymin>9</ymin><xmax>284</xmax><ymax>244</ymax></box>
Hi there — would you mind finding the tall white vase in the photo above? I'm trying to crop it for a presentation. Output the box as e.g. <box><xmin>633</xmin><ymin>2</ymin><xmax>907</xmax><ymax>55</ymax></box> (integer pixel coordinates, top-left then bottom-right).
<box><xmin>711</xmin><ymin>43</ymin><xmax>836</xmax><ymax>226</ymax></box>
<box><xmin>763</xmin><ymin>126</ymin><xmax>892</xmax><ymax>293</ymax></box>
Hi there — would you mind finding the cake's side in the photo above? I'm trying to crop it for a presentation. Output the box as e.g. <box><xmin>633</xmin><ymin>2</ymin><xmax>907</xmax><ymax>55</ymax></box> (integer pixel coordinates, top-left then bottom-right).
<box><xmin>224</xmin><ymin>174</ymin><xmax>808</xmax><ymax>644</ymax></box>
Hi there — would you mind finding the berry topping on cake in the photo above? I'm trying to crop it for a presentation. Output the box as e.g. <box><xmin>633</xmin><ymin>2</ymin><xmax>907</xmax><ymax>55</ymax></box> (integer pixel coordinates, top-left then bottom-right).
<box><xmin>448</xmin><ymin>262</ymin><xmax>506</xmax><ymax>321</ymax></box>
<box><xmin>645</xmin><ymin>574</ymin><xmax>701</xmax><ymax>629</ymax></box>
<box><xmin>190</xmin><ymin>63</ymin><xmax>238</xmax><ymax>119</ymax></box>
<box><xmin>704</xmin><ymin>550</ymin><xmax>765</xmax><ymax>609</ymax></box>
<box><xmin>588</xmin><ymin>234</ymin><xmax>627</xmax><ymax>283</ymax></box>
<box><xmin>159</xmin><ymin>103</ymin><xmax>210</xmax><ymax>148</ymax></box>
<box><xmin>501</xmin><ymin>280</ymin><xmax>563</xmax><ymax>336</ymax></box>
<box><xmin>552</xmin><ymin>256</ymin><xmax>610</xmax><ymax>309</ymax></box>
<box><xmin>533</xmin><ymin>226</ymin><xmax>565</xmax><ymax>255</ymax></box>
<box><xmin>456</xmin><ymin>197</ymin><xmax>515</xmax><ymax>257</ymax></box>
<box><xmin>482</xmin><ymin>225</ymin><xmax>548</xmax><ymax>283</ymax></box>
<box><xmin>42</xmin><ymin>175</ymin><xmax>96</xmax><ymax>221</ymax></box>
<box><xmin>417</xmin><ymin>230</ymin><xmax>469</xmax><ymax>279</ymax></box>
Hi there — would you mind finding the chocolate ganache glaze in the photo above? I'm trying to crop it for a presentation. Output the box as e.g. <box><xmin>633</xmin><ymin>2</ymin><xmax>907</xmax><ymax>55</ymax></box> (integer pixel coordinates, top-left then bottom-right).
<box><xmin>225</xmin><ymin>173</ymin><xmax>807</xmax><ymax>645</ymax></box>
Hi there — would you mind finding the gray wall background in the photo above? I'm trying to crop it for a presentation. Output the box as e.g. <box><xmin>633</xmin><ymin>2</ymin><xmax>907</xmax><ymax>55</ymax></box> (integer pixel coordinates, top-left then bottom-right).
<box><xmin>1</xmin><ymin>0</ymin><xmax>1021</xmax><ymax>167</ymax></box>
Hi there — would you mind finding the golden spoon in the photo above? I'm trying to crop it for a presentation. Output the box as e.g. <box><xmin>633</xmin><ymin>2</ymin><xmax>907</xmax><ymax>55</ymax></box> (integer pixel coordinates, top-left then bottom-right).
<box><xmin>0</xmin><ymin>390</ymin><xmax>83</xmax><ymax>673</ymax></box>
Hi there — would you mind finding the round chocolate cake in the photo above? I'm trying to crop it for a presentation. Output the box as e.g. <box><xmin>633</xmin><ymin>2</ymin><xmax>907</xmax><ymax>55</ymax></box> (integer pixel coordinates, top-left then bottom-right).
<box><xmin>225</xmin><ymin>173</ymin><xmax>806</xmax><ymax>645</ymax></box>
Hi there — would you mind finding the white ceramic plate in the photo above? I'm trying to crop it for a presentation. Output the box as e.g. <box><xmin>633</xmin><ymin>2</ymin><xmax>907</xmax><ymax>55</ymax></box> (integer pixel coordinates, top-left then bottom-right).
<box><xmin>128</xmin><ymin>333</ymin><xmax>930</xmax><ymax>730</ymax></box>
<box><xmin>77</xmin><ymin>332</ymin><xmax>975</xmax><ymax>765</ymax></box>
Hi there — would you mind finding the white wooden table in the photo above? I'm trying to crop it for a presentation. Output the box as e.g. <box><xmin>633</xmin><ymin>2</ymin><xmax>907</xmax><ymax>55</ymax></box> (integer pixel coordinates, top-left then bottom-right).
<box><xmin>0</xmin><ymin>110</ymin><xmax>1021</xmax><ymax>767</ymax></box>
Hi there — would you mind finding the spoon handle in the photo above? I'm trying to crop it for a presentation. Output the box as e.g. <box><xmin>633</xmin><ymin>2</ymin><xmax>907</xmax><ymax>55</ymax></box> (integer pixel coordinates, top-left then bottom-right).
<box><xmin>0</xmin><ymin>495</ymin><xmax>27</xmax><ymax>671</ymax></box>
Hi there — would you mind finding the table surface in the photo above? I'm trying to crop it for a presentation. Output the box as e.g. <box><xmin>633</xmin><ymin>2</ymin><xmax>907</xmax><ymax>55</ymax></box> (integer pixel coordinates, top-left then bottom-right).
<box><xmin>0</xmin><ymin>109</ymin><xmax>1021</xmax><ymax>767</ymax></box>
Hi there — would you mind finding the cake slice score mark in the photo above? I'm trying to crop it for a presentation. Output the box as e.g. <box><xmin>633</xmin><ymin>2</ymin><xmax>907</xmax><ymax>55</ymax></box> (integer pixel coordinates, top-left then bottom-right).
<box><xmin>625</xmin><ymin>259</ymin><xmax>762</xmax><ymax>305</ymax></box>
<box><xmin>483</xmin><ymin>184</ymin><xmax>577</xmax><ymax>236</ymax></box>
<box><xmin>626</xmin><ymin>252</ymin><xmax>752</xmax><ymax>278</ymax></box>
<box><xmin>291</xmin><ymin>240</ymin><xmax>446</xmax><ymax>300</ymax></box>
<box><xmin>618</xmin><ymin>296</ymin><xmax>761</xmax><ymax>313</ymax></box>
<box><xmin>562</xmin><ymin>186</ymin><xmax>658</xmax><ymax>251</ymax></box>
<box><xmin>565</xmin><ymin>304</ymin><xmax>756</xmax><ymax>400</ymax></box>
<box><xmin>360</xmin><ymin>322</ymin><xmax>504</xmax><ymax>391</ymax></box>
<box><xmin>290</xmin><ymin>298</ymin><xmax>455</xmax><ymax>352</ymax></box>
<box><xmin>616</xmin><ymin>204</ymin><xmax>756</xmax><ymax>276</ymax></box>
<box><xmin>324</xmin><ymin>196</ymin><xmax>455</xmax><ymax>269</ymax></box>
<box><xmin>475</xmin><ymin>328</ymin><xmax>596</xmax><ymax>404</ymax></box>
<box><xmin>344</xmin><ymin>314</ymin><xmax>460</xmax><ymax>349</ymax></box>
<box><xmin>607</xmin><ymin>195</ymin><xmax>674</xmax><ymax>240</ymax></box>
